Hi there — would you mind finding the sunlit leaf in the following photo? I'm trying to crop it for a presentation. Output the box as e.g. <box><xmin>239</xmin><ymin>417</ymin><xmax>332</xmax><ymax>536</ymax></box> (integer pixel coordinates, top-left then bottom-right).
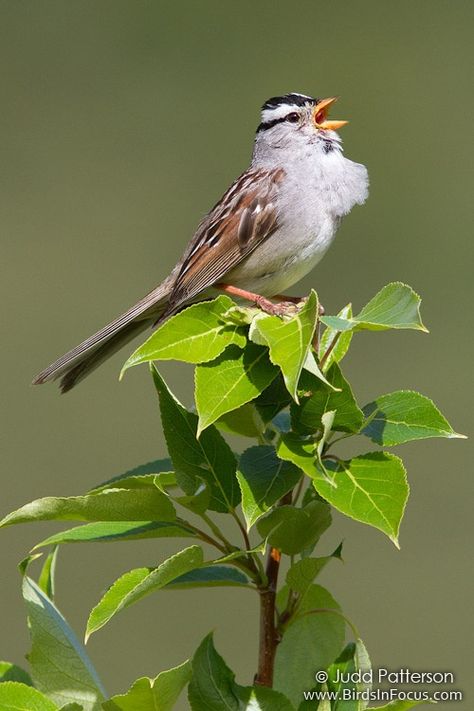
<box><xmin>102</xmin><ymin>660</ymin><xmax>191</xmax><ymax>711</ymax></box>
<box><xmin>321</xmin><ymin>283</ymin><xmax>427</xmax><ymax>333</ymax></box>
<box><xmin>0</xmin><ymin>682</ymin><xmax>58</xmax><ymax>710</ymax></box>
<box><xmin>249</xmin><ymin>291</ymin><xmax>319</xmax><ymax>400</ymax></box>
<box><xmin>0</xmin><ymin>488</ymin><xmax>175</xmax><ymax>528</ymax></box>
<box><xmin>86</xmin><ymin>546</ymin><xmax>203</xmax><ymax>640</ymax></box>
<box><xmin>122</xmin><ymin>296</ymin><xmax>246</xmax><ymax>372</ymax></box>
<box><xmin>362</xmin><ymin>390</ymin><xmax>465</xmax><ymax>445</ymax></box>
<box><xmin>195</xmin><ymin>343</ymin><xmax>278</xmax><ymax>434</ymax></box>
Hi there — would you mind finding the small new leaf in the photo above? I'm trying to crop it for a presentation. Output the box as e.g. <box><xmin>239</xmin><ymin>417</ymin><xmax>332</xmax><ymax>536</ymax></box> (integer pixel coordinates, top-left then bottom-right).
<box><xmin>321</xmin><ymin>283</ymin><xmax>427</xmax><ymax>333</ymax></box>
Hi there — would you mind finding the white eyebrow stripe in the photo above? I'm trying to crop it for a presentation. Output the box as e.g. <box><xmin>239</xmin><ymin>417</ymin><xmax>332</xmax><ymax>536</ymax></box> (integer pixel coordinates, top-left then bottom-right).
<box><xmin>261</xmin><ymin>104</ymin><xmax>303</xmax><ymax>123</ymax></box>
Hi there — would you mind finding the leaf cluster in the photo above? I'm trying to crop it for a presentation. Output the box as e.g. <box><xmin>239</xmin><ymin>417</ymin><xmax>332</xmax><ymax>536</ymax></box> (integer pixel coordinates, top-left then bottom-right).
<box><xmin>0</xmin><ymin>283</ymin><xmax>462</xmax><ymax>710</ymax></box>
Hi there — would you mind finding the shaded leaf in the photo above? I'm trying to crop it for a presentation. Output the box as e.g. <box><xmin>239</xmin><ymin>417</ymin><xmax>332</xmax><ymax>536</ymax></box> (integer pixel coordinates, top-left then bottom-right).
<box><xmin>362</xmin><ymin>390</ymin><xmax>465</xmax><ymax>445</ymax></box>
<box><xmin>257</xmin><ymin>501</ymin><xmax>331</xmax><ymax>555</ymax></box>
<box><xmin>152</xmin><ymin>366</ymin><xmax>240</xmax><ymax>512</ymax></box>
<box><xmin>326</xmin><ymin>640</ymin><xmax>372</xmax><ymax>711</ymax></box>
<box><xmin>188</xmin><ymin>633</ymin><xmax>239</xmax><ymax>710</ymax></box>
<box><xmin>165</xmin><ymin>566</ymin><xmax>249</xmax><ymax>589</ymax></box>
<box><xmin>274</xmin><ymin>584</ymin><xmax>345</xmax><ymax>707</ymax></box>
<box><xmin>122</xmin><ymin>296</ymin><xmax>245</xmax><ymax>372</ymax></box>
<box><xmin>102</xmin><ymin>660</ymin><xmax>191</xmax><ymax>711</ymax></box>
<box><xmin>216</xmin><ymin>404</ymin><xmax>265</xmax><ymax>438</ymax></box>
<box><xmin>23</xmin><ymin>577</ymin><xmax>106</xmax><ymax>710</ymax></box>
<box><xmin>86</xmin><ymin>546</ymin><xmax>203</xmax><ymax>640</ymax></box>
<box><xmin>34</xmin><ymin>521</ymin><xmax>196</xmax><ymax>549</ymax></box>
<box><xmin>254</xmin><ymin>375</ymin><xmax>292</xmax><ymax>424</ymax></box>
<box><xmin>286</xmin><ymin>547</ymin><xmax>342</xmax><ymax>597</ymax></box>
<box><xmin>38</xmin><ymin>546</ymin><xmax>58</xmax><ymax>600</ymax></box>
<box><xmin>321</xmin><ymin>283</ymin><xmax>427</xmax><ymax>333</ymax></box>
<box><xmin>249</xmin><ymin>291</ymin><xmax>319</xmax><ymax>400</ymax></box>
<box><xmin>292</xmin><ymin>364</ymin><xmax>364</xmax><ymax>434</ymax></box>
<box><xmin>0</xmin><ymin>488</ymin><xmax>175</xmax><ymax>528</ymax></box>
<box><xmin>0</xmin><ymin>662</ymin><xmax>33</xmax><ymax>686</ymax></box>
<box><xmin>237</xmin><ymin>446</ymin><xmax>302</xmax><ymax>529</ymax></box>
<box><xmin>195</xmin><ymin>344</ymin><xmax>278</xmax><ymax>434</ymax></box>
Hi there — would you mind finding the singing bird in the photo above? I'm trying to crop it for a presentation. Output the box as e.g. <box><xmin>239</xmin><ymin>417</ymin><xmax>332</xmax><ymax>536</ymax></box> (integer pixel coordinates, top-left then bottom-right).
<box><xmin>33</xmin><ymin>93</ymin><xmax>368</xmax><ymax>392</ymax></box>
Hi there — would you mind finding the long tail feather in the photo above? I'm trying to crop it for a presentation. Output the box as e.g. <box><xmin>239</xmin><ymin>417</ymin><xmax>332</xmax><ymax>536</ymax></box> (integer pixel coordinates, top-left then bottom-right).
<box><xmin>33</xmin><ymin>275</ymin><xmax>175</xmax><ymax>391</ymax></box>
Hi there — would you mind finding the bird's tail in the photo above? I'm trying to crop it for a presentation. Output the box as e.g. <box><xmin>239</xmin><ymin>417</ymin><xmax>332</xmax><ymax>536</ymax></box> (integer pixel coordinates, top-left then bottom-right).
<box><xmin>33</xmin><ymin>275</ymin><xmax>175</xmax><ymax>393</ymax></box>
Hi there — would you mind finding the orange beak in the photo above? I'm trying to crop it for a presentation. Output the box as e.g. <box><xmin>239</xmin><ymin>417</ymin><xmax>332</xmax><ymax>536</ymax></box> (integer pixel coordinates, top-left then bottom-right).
<box><xmin>313</xmin><ymin>97</ymin><xmax>348</xmax><ymax>131</ymax></box>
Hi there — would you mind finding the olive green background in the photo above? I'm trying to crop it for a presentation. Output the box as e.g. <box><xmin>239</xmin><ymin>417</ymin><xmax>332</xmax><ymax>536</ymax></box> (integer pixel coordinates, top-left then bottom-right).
<box><xmin>1</xmin><ymin>1</ymin><xmax>472</xmax><ymax>708</ymax></box>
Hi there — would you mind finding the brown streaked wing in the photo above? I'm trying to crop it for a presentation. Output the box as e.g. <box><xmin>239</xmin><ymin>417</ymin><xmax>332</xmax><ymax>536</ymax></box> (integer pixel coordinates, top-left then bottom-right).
<box><xmin>165</xmin><ymin>167</ymin><xmax>284</xmax><ymax>312</ymax></box>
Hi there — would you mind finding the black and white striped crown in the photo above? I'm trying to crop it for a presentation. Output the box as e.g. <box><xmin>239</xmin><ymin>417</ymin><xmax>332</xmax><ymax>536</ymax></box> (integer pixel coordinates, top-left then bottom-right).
<box><xmin>258</xmin><ymin>93</ymin><xmax>318</xmax><ymax>132</ymax></box>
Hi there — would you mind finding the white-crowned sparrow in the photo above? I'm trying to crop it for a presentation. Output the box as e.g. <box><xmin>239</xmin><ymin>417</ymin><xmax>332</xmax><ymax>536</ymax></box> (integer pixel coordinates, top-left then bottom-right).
<box><xmin>34</xmin><ymin>92</ymin><xmax>369</xmax><ymax>392</ymax></box>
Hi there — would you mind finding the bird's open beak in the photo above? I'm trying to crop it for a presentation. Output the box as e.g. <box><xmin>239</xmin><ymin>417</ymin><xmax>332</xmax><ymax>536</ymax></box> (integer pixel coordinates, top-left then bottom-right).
<box><xmin>313</xmin><ymin>97</ymin><xmax>348</xmax><ymax>131</ymax></box>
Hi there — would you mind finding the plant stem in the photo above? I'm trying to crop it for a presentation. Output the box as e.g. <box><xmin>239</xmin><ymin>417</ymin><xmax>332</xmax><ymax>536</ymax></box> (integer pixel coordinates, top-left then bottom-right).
<box><xmin>255</xmin><ymin>490</ymin><xmax>292</xmax><ymax>686</ymax></box>
<box><xmin>255</xmin><ymin>547</ymin><xmax>281</xmax><ymax>687</ymax></box>
<box><xmin>320</xmin><ymin>330</ymin><xmax>341</xmax><ymax>370</ymax></box>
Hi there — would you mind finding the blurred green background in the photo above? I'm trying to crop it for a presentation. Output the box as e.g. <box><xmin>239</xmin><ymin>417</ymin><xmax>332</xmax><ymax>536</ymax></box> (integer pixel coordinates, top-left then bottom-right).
<box><xmin>1</xmin><ymin>1</ymin><xmax>472</xmax><ymax>708</ymax></box>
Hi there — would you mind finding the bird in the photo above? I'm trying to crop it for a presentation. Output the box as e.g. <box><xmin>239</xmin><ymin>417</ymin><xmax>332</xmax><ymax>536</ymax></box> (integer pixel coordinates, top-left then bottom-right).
<box><xmin>33</xmin><ymin>92</ymin><xmax>369</xmax><ymax>392</ymax></box>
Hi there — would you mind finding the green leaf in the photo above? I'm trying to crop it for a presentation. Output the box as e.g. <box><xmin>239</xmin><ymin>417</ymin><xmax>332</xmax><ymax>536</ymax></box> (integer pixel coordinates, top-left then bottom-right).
<box><xmin>152</xmin><ymin>366</ymin><xmax>240</xmax><ymax>512</ymax></box>
<box><xmin>0</xmin><ymin>488</ymin><xmax>175</xmax><ymax>527</ymax></box>
<box><xmin>237</xmin><ymin>446</ymin><xmax>302</xmax><ymax>529</ymax></box>
<box><xmin>249</xmin><ymin>290</ymin><xmax>319</xmax><ymax>400</ymax></box>
<box><xmin>86</xmin><ymin>545</ymin><xmax>203</xmax><ymax>640</ymax></box>
<box><xmin>23</xmin><ymin>577</ymin><xmax>106</xmax><ymax>710</ymax></box>
<box><xmin>321</xmin><ymin>283</ymin><xmax>427</xmax><ymax>332</ymax></box>
<box><xmin>316</xmin><ymin>453</ymin><xmax>409</xmax><ymax>547</ymax></box>
<box><xmin>0</xmin><ymin>682</ymin><xmax>58</xmax><ymax>710</ymax></box>
<box><xmin>188</xmin><ymin>633</ymin><xmax>239</xmax><ymax>710</ymax></box>
<box><xmin>195</xmin><ymin>343</ymin><xmax>278</xmax><ymax>434</ymax></box>
<box><xmin>38</xmin><ymin>546</ymin><xmax>58</xmax><ymax>600</ymax></box>
<box><xmin>257</xmin><ymin>501</ymin><xmax>331</xmax><ymax>555</ymax></box>
<box><xmin>325</xmin><ymin>639</ymin><xmax>372</xmax><ymax>711</ymax></box>
<box><xmin>0</xmin><ymin>662</ymin><xmax>33</xmax><ymax>686</ymax></box>
<box><xmin>286</xmin><ymin>547</ymin><xmax>342</xmax><ymax>597</ymax></box>
<box><xmin>102</xmin><ymin>660</ymin><xmax>191</xmax><ymax>711</ymax></box>
<box><xmin>90</xmin><ymin>459</ymin><xmax>173</xmax><ymax>492</ymax></box>
<box><xmin>274</xmin><ymin>584</ymin><xmax>345</xmax><ymax>707</ymax></box>
<box><xmin>292</xmin><ymin>364</ymin><xmax>364</xmax><ymax>434</ymax></box>
<box><xmin>254</xmin><ymin>375</ymin><xmax>292</xmax><ymax>424</ymax></box>
<box><xmin>165</xmin><ymin>565</ymin><xmax>249</xmax><ymax>589</ymax></box>
<box><xmin>216</xmin><ymin>403</ymin><xmax>265</xmax><ymax>438</ymax></box>
<box><xmin>278</xmin><ymin>439</ymin><xmax>408</xmax><ymax>546</ymax></box>
<box><xmin>362</xmin><ymin>390</ymin><xmax>465</xmax><ymax>445</ymax></box>
<box><xmin>33</xmin><ymin>521</ymin><xmax>196</xmax><ymax>549</ymax></box>
<box><xmin>122</xmin><ymin>296</ymin><xmax>245</xmax><ymax>372</ymax></box>
<box><xmin>318</xmin><ymin>304</ymin><xmax>354</xmax><ymax>371</ymax></box>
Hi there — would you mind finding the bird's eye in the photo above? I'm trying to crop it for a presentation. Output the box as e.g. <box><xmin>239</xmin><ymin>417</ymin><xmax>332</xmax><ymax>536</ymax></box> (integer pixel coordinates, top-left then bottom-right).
<box><xmin>286</xmin><ymin>112</ymin><xmax>300</xmax><ymax>123</ymax></box>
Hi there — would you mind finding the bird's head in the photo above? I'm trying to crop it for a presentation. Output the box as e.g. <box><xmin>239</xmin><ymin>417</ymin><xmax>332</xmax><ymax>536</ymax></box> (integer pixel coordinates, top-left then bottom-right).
<box><xmin>255</xmin><ymin>93</ymin><xmax>348</xmax><ymax>154</ymax></box>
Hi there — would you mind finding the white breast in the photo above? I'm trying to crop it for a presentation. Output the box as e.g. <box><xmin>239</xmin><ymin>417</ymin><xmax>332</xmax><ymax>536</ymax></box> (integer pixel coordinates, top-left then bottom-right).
<box><xmin>228</xmin><ymin>140</ymin><xmax>369</xmax><ymax>296</ymax></box>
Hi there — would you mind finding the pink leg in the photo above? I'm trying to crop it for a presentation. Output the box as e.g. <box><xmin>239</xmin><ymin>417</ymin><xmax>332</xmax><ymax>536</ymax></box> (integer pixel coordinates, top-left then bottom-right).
<box><xmin>216</xmin><ymin>283</ymin><xmax>299</xmax><ymax>316</ymax></box>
